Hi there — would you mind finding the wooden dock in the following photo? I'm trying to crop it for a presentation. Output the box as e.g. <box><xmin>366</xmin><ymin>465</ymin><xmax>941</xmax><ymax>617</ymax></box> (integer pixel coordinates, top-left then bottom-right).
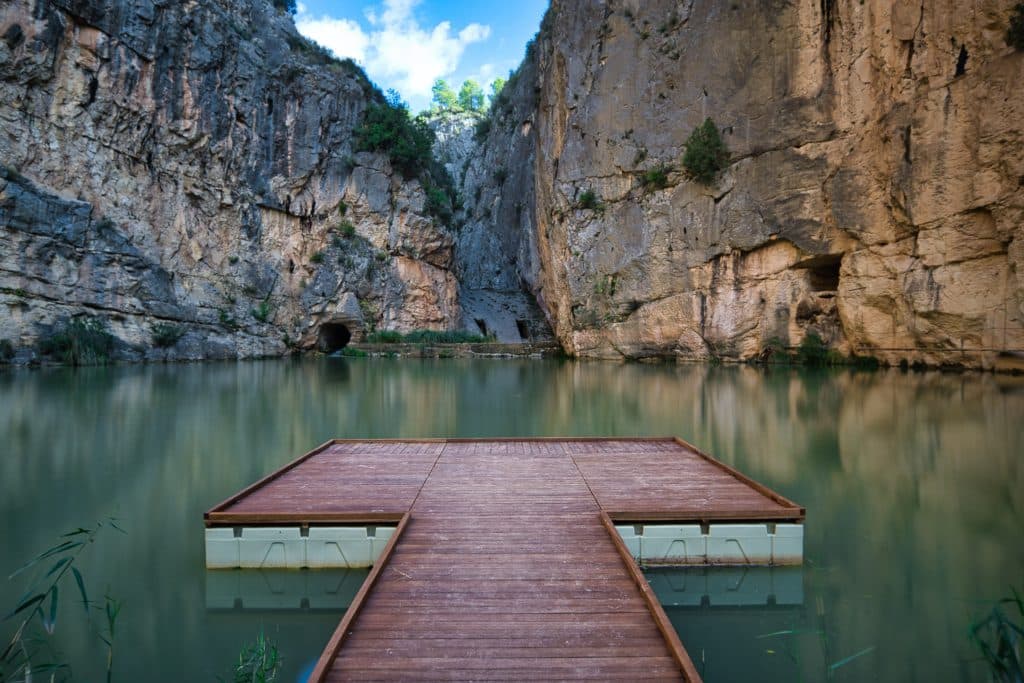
<box><xmin>206</xmin><ymin>438</ymin><xmax>804</xmax><ymax>682</ymax></box>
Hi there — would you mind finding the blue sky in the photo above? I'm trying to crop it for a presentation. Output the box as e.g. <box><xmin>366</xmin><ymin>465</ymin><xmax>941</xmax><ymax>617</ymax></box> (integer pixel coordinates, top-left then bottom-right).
<box><xmin>295</xmin><ymin>0</ymin><xmax>549</xmax><ymax>111</ymax></box>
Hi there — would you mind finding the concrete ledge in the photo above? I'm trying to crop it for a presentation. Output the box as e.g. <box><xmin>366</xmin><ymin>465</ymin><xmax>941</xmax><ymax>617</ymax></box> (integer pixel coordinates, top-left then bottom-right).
<box><xmin>205</xmin><ymin>526</ymin><xmax>397</xmax><ymax>569</ymax></box>
<box><xmin>615</xmin><ymin>523</ymin><xmax>803</xmax><ymax>566</ymax></box>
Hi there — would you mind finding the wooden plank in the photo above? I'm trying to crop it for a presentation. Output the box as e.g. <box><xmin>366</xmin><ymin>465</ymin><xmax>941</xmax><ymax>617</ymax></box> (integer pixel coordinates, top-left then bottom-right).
<box><xmin>204</xmin><ymin>439</ymin><xmax>335</xmax><ymax>516</ymax></box>
<box><xmin>307</xmin><ymin>512</ymin><xmax>411</xmax><ymax>681</ymax></box>
<box><xmin>600</xmin><ymin>511</ymin><xmax>702</xmax><ymax>683</ymax></box>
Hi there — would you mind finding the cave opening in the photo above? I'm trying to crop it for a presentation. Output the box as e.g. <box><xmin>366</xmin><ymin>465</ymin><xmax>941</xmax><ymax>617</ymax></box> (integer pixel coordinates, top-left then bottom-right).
<box><xmin>474</xmin><ymin>319</ymin><xmax>488</xmax><ymax>336</ymax></box>
<box><xmin>317</xmin><ymin>323</ymin><xmax>351</xmax><ymax>353</ymax></box>
<box><xmin>809</xmin><ymin>257</ymin><xmax>842</xmax><ymax>292</ymax></box>
<box><xmin>515</xmin><ymin>319</ymin><xmax>530</xmax><ymax>341</ymax></box>
<box><xmin>798</xmin><ymin>254</ymin><xmax>842</xmax><ymax>293</ymax></box>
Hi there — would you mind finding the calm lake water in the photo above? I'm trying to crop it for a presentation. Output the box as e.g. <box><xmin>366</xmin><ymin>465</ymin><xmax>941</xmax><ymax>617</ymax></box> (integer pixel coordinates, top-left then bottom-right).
<box><xmin>1</xmin><ymin>358</ymin><xmax>1021</xmax><ymax>681</ymax></box>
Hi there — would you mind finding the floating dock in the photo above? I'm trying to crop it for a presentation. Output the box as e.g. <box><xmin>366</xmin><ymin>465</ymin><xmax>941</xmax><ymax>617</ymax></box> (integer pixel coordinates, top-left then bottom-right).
<box><xmin>205</xmin><ymin>438</ymin><xmax>804</xmax><ymax>682</ymax></box>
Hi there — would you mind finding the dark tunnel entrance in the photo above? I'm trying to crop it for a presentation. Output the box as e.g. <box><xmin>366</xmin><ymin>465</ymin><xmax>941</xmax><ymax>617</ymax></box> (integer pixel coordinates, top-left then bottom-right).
<box><xmin>318</xmin><ymin>323</ymin><xmax>352</xmax><ymax>353</ymax></box>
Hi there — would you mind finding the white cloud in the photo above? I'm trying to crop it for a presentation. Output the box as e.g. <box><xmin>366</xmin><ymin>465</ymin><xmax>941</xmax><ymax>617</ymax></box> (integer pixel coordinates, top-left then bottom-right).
<box><xmin>296</xmin><ymin>0</ymin><xmax>491</xmax><ymax>109</ymax></box>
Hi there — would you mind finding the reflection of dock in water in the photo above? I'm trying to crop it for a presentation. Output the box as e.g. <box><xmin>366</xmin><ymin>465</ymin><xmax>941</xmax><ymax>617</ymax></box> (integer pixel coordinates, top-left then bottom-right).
<box><xmin>204</xmin><ymin>438</ymin><xmax>805</xmax><ymax>682</ymax></box>
<box><xmin>205</xmin><ymin>568</ymin><xmax>367</xmax><ymax>612</ymax></box>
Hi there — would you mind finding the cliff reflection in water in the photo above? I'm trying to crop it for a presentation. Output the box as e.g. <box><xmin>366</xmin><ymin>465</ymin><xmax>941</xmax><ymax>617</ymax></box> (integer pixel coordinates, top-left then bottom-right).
<box><xmin>0</xmin><ymin>359</ymin><xmax>1020</xmax><ymax>681</ymax></box>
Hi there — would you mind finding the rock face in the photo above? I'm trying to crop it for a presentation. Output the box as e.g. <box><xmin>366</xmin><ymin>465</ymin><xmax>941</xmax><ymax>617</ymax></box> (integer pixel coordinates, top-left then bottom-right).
<box><xmin>492</xmin><ymin>0</ymin><xmax>1023</xmax><ymax>368</ymax></box>
<box><xmin>430</xmin><ymin>107</ymin><xmax>553</xmax><ymax>343</ymax></box>
<box><xmin>0</xmin><ymin>0</ymin><xmax>462</xmax><ymax>361</ymax></box>
<box><xmin>3</xmin><ymin>0</ymin><xmax>1022</xmax><ymax>368</ymax></box>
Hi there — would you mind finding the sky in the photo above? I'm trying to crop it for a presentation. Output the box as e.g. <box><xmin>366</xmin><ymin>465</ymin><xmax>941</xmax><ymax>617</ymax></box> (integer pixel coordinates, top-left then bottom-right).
<box><xmin>295</xmin><ymin>0</ymin><xmax>550</xmax><ymax>112</ymax></box>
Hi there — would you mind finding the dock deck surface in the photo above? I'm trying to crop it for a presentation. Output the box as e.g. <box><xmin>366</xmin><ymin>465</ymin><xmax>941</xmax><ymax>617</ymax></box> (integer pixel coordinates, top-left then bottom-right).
<box><xmin>207</xmin><ymin>438</ymin><xmax>804</xmax><ymax>681</ymax></box>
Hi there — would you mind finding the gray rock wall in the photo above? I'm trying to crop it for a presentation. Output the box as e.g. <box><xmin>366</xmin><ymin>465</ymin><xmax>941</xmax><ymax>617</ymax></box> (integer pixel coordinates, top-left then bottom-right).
<box><xmin>0</xmin><ymin>0</ymin><xmax>462</xmax><ymax>362</ymax></box>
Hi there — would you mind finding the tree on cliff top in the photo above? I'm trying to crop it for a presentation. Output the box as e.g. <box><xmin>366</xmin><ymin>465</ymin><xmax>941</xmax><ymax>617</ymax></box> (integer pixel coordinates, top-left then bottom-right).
<box><xmin>272</xmin><ymin>0</ymin><xmax>297</xmax><ymax>14</ymax></box>
<box><xmin>431</xmin><ymin>79</ymin><xmax>459</xmax><ymax>111</ymax></box>
<box><xmin>458</xmin><ymin>79</ymin><xmax>486</xmax><ymax>112</ymax></box>
<box><xmin>683</xmin><ymin>118</ymin><xmax>729</xmax><ymax>185</ymax></box>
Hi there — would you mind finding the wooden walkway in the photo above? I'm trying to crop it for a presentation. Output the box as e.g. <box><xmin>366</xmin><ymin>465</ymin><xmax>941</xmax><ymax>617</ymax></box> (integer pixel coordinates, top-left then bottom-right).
<box><xmin>206</xmin><ymin>438</ymin><xmax>804</xmax><ymax>681</ymax></box>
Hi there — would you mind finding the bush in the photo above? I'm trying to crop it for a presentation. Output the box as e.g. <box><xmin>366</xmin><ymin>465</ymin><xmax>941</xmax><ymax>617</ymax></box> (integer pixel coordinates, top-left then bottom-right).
<box><xmin>576</xmin><ymin>189</ymin><xmax>603</xmax><ymax>211</ymax></box>
<box><xmin>794</xmin><ymin>331</ymin><xmax>835</xmax><ymax>366</ymax></box>
<box><xmin>39</xmin><ymin>317</ymin><xmax>115</xmax><ymax>365</ymax></box>
<box><xmin>310</xmin><ymin>251</ymin><xmax>325</xmax><ymax>264</ymax></box>
<box><xmin>151</xmin><ymin>323</ymin><xmax>185</xmax><ymax>348</ymax></box>
<box><xmin>251</xmin><ymin>300</ymin><xmax>272</xmax><ymax>323</ymax></box>
<box><xmin>640</xmin><ymin>166</ymin><xmax>672</xmax><ymax>191</ymax></box>
<box><xmin>0</xmin><ymin>338</ymin><xmax>13</xmax><ymax>362</ymax></box>
<box><xmin>337</xmin><ymin>221</ymin><xmax>356</xmax><ymax>238</ymax></box>
<box><xmin>272</xmin><ymin>0</ymin><xmax>296</xmax><ymax>15</ymax></box>
<box><xmin>683</xmin><ymin>118</ymin><xmax>729</xmax><ymax>184</ymax></box>
<box><xmin>366</xmin><ymin>329</ymin><xmax>492</xmax><ymax>344</ymax></box>
<box><xmin>1009</xmin><ymin>3</ymin><xmax>1024</xmax><ymax>49</ymax></box>
<box><xmin>474</xmin><ymin>118</ymin><xmax>492</xmax><ymax>142</ymax></box>
<box><xmin>355</xmin><ymin>92</ymin><xmax>435</xmax><ymax>179</ymax></box>
<box><xmin>424</xmin><ymin>183</ymin><xmax>453</xmax><ymax>223</ymax></box>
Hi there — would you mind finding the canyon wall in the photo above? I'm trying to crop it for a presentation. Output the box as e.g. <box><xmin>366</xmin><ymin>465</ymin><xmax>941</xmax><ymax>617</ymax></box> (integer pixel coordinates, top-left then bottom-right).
<box><xmin>504</xmin><ymin>0</ymin><xmax>1023</xmax><ymax>368</ymax></box>
<box><xmin>3</xmin><ymin>0</ymin><xmax>1022</xmax><ymax>368</ymax></box>
<box><xmin>0</xmin><ymin>0</ymin><xmax>463</xmax><ymax>362</ymax></box>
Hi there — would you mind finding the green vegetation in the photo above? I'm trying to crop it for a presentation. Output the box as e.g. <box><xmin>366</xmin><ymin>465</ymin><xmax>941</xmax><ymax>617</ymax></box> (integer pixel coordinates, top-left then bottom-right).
<box><xmin>1008</xmin><ymin>3</ymin><xmax>1024</xmax><ymax>49</ymax></box>
<box><xmin>337</xmin><ymin>220</ymin><xmax>356</xmax><ymax>239</ymax></box>
<box><xmin>219</xmin><ymin>309</ymin><xmax>239</xmax><ymax>331</ymax></box>
<box><xmin>234</xmin><ymin>631</ymin><xmax>281</xmax><ymax>683</ymax></box>
<box><xmin>338</xmin><ymin>200</ymin><xmax>348</xmax><ymax>215</ymax></box>
<box><xmin>1</xmin><ymin>519</ymin><xmax>123</xmax><ymax>682</ymax></box>
<box><xmin>424</xmin><ymin>183</ymin><xmax>454</xmax><ymax>223</ymax></box>
<box><xmin>355</xmin><ymin>90</ymin><xmax>458</xmax><ymax>226</ymax></box>
<box><xmin>339</xmin><ymin>347</ymin><xmax>368</xmax><ymax>357</ymax></box>
<box><xmin>366</xmin><ymin>329</ymin><xmax>492</xmax><ymax>344</ymax></box>
<box><xmin>576</xmin><ymin>189</ymin><xmax>604</xmax><ymax>212</ymax></box>
<box><xmin>640</xmin><ymin>165</ymin><xmax>672</xmax><ymax>192</ymax></box>
<box><xmin>458</xmin><ymin>79</ymin><xmax>486</xmax><ymax>112</ymax></box>
<box><xmin>0</xmin><ymin>339</ymin><xmax>13</xmax><ymax>362</ymax></box>
<box><xmin>757</xmin><ymin>333</ymin><xmax>879</xmax><ymax>368</ymax></box>
<box><xmin>309</xmin><ymin>251</ymin><xmax>325</xmax><ymax>264</ymax></box>
<box><xmin>683</xmin><ymin>117</ymin><xmax>729</xmax><ymax>184</ymax></box>
<box><xmin>474</xmin><ymin>117</ymin><xmax>492</xmax><ymax>142</ymax></box>
<box><xmin>355</xmin><ymin>91</ymin><xmax>434</xmax><ymax>179</ymax></box>
<box><xmin>39</xmin><ymin>317</ymin><xmax>114</xmax><ymax>366</ymax></box>
<box><xmin>0</xmin><ymin>165</ymin><xmax>27</xmax><ymax>184</ymax></box>
<box><xmin>271</xmin><ymin>0</ymin><xmax>296</xmax><ymax>13</ymax></box>
<box><xmin>151</xmin><ymin>323</ymin><xmax>185</xmax><ymax>348</ymax></box>
<box><xmin>251</xmin><ymin>300</ymin><xmax>272</xmax><ymax>323</ymax></box>
<box><xmin>969</xmin><ymin>588</ymin><xmax>1023</xmax><ymax>682</ymax></box>
<box><xmin>432</xmin><ymin>77</ymin><xmax>505</xmax><ymax>113</ymax></box>
<box><xmin>431</xmin><ymin>79</ymin><xmax>459</xmax><ymax>110</ymax></box>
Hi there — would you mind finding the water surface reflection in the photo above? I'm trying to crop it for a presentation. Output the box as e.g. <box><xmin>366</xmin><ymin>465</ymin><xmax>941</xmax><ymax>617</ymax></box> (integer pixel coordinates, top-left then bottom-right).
<box><xmin>0</xmin><ymin>359</ymin><xmax>1020</xmax><ymax>681</ymax></box>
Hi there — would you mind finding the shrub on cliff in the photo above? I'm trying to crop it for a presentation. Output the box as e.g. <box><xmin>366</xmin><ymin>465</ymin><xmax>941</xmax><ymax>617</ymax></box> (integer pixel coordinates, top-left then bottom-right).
<box><xmin>355</xmin><ymin>91</ymin><xmax>434</xmax><ymax>179</ymax></box>
<box><xmin>1009</xmin><ymin>3</ymin><xmax>1024</xmax><ymax>50</ymax></box>
<box><xmin>683</xmin><ymin>118</ymin><xmax>729</xmax><ymax>184</ymax></box>
<box><xmin>0</xmin><ymin>339</ymin><xmax>13</xmax><ymax>363</ymax></box>
<box><xmin>39</xmin><ymin>317</ymin><xmax>114</xmax><ymax>366</ymax></box>
<box><xmin>272</xmin><ymin>0</ymin><xmax>296</xmax><ymax>14</ymax></box>
<box><xmin>151</xmin><ymin>323</ymin><xmax>185</xmax><ymax>348</ymax></box>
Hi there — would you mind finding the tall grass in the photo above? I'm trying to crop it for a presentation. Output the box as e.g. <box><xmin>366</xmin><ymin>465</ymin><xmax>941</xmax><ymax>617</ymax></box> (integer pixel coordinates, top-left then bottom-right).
<box><xmin>1</xmin><ymin>518</ymin><xmax>124</xmax><ymax>682</ymax></box>
<box><xmin>38</xmin><ymin>317</ymin><xmax>114</xmax><ymax>365</ymax></box>
<box><xmin>970</xmin><ymin>589</ymin><xmax>1023</xmax><ymax>682</ymax></box>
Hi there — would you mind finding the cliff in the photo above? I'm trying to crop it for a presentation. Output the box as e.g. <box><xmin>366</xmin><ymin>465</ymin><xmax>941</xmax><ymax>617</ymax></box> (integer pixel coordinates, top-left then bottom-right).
<box><xmin>0</xmin><ymin>0</ymin><xmax>463</xmax><ymax>362</ymax></box>
<box><xmin>3</xmin><ymin>0</ymin><xmax>1022</xmax><ymax>369</ymax></box>
<box><xmin>491</xmin><ymin>0</ymin><xmax>1023</xmax><ymax>369</ymax></box>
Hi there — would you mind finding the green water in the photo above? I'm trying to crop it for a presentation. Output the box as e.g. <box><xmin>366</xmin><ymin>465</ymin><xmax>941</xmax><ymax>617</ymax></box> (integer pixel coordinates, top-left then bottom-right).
<box><xmin>0</xmin><ymin>358</ymin><xmax>1020</xmax><ymax>681</ymax></box>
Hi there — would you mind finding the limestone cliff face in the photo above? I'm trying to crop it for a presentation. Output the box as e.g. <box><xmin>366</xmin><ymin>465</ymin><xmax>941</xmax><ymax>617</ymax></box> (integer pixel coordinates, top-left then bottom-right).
<box><xmin>0</xmin><ymin>0</ymin><xmax>460</xmax><ymax>361</ymax></box>
<box><xmin>429</xmin><ymin>103</ymin><xmax>552</xmax><ymax>343</ymax></box>
<box><xmin>512</xmin><ymin>0</ymin><xmax>1023</xmax><ymax>368</ymax></box>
